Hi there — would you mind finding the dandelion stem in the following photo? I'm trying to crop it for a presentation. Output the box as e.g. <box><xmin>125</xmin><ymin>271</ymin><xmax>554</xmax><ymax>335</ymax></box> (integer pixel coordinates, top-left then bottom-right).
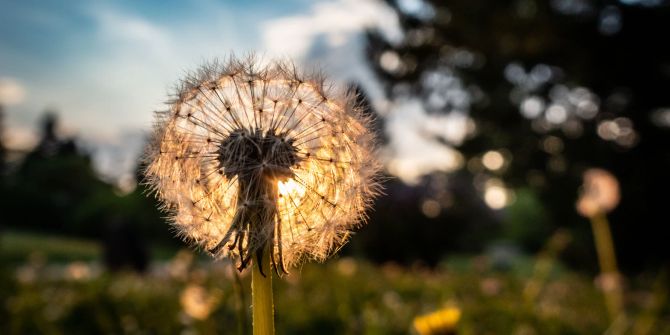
<box><xmin>590</xmin><ymin>212</ymin><xmax>624</xmax><ymax>322</ymax></box>
<box><xmin>591</xmin><ymin>212</ymin><xmax>618</xmax><ymax>274</ymax></box>
<box><xmin>252</xmin><ymin>242</ymin><xmax>274</xmax><ymax>335</ymax></box>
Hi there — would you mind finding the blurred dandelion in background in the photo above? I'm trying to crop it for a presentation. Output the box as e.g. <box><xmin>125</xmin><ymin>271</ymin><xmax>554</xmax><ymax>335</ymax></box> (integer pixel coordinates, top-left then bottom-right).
<box><xmin>576</xmin><ymin>168</ymin><xmax>620</xmax><ymax>218</ymax></box>
<box><xmin>180</xmin><ymin>284</ymin><xmax>222</xmax><ymax>321</ymax></box>
<box><xmin>576</xmin><ymin>168</ymin><xmax>624</xmax><ymax>324</ymax></box>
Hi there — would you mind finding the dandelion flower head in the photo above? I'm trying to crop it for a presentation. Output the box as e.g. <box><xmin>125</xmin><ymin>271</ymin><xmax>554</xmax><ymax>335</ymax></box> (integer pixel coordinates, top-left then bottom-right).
<box><xmin>145</xmin><ymin>56</ymin><xmax>381</xmax><ymax>273</ymax></box>
<box><xmin>576</xmin><ymin>168</ymin><xmax>620</xmax><ymax>217</ymax></box>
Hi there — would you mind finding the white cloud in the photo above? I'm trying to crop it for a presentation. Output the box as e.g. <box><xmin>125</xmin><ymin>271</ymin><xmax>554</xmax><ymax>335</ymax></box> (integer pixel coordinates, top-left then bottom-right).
<box><xmin>386</xmin><ymin>99</ymin><xmax>465</xmax><ymax>184</ymax></box>
<box><xmin>262</xmin><ymin>0</ymin><xmax>401</xmax><ymax>106</ymax></box>
<box><xmin>87</xmin><ymin>5</ymin><xmax>175</xmax><ymax>65</ymax></box>
<box><xmin>3</xmin><ymin>125</ymin><xmax>37</xmax><ymax>151</ymax></box>
<box><xmin>0</xmin><ymin>77</ymin><xmax>27</xmax><ymax>106</ymax></box>
<box><xmin>82</xmin><ymin>128</ymin><xmax>147</xmax><ymax>189</ymax></box>
<box><xmin>95</xmin><ymin>10</ymin><xmax>170</xmax><ymax>45</ymax></box>
<box><xmin>263</xmin><ymin>0</ymin><xmax>401</xmax><ymax>58</ymax></box>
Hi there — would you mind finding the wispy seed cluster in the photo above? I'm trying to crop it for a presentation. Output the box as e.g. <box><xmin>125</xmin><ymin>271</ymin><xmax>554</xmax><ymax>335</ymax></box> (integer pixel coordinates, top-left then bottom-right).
<box><xmin>145</xmin><ymin>56</ymin><xmax>381</xmax><ymax>273</ymax></box>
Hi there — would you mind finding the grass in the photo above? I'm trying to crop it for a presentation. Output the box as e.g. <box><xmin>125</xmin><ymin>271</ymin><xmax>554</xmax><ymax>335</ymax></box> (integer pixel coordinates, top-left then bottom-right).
<box><xmin>0</xmin><ymin>230</ymin><xmax>101</xmax><ymax>263</ymax></box>
<box><xmin>0</xmin><ymin>230</ymin><xmax>668</xmax><ymax>334</ymax></box>
<box><xmin>0</xmin><ymin>230</ymin><xmax>179</xmax><ymax>263</ymax></box>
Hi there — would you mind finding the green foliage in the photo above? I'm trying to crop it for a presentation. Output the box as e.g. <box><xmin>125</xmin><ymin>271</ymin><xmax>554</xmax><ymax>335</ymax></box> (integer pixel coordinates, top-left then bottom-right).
<box><xmin>502</xmin><ymin>187</ymin><xmax>550</xmax><ymax>251</ymax></box>
<box><xmin>5</xmin><ymin>145</ymin><xmax>114</xmax><ymax>236</ymax></box>
<box><xmin>0</xmin><ymin>230</ymin><xmax>101</xmax><ymax>263</ymax></box>
<box><xmin>1</xmin><ymin>251</ymin><xmax>668</xmax><ymax>334</ymax></box>
<box><xmin>0</xmin><ymin>113</ymin><xmax>176</xmax><ymax>247</ymax></box>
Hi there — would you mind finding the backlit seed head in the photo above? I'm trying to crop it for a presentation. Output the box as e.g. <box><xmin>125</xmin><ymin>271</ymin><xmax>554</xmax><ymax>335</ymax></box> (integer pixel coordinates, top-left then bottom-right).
<box><xmin>144</xmin><ymin>55</ymin><xmax>381</xmax><ymax>272</ymax></box>
<box><xmin>576</xmin><ymin>168</ymin><xmax>620</xmax><ymax>217</ymax></box>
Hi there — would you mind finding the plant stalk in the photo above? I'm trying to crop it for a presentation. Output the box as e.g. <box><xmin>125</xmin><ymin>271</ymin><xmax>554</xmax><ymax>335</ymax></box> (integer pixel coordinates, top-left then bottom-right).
<box><xmin>591</xmin><ymin>212</ymin><xmax>618</xmax><ymax>274</ymax></box>
<box><xmin>590</xmin><ymin>212</ymin><xmax>624</xmax><ymax>323</ymax></box>
<box><xmin>252</xmin><ymin>243</ymin><xmax>274</xmax><ymax>335</ymax></box>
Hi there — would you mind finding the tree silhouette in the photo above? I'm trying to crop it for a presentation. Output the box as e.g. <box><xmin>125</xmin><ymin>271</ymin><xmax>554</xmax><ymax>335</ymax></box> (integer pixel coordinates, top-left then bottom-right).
<box><xmin>5</xmin><ymin>112</ymin><xmax>112</xmax><ymax>235</ymax></box>
<box><xmin>365</xmin><ymin>0</ymin><xmax>670</xmax><ymax>271</ymax></box>
<box><xmin>0</xmin><ymin>105</ymin><xmax>6</xmax><ymax>177</ymax></box>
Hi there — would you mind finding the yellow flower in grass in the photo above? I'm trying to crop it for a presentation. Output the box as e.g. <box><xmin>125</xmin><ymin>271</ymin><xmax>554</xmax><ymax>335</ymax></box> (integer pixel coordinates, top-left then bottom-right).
<box><xmin>413</xmin><ymin>307</ymin><xmax>461</xmax><ymax>335</ymax></box>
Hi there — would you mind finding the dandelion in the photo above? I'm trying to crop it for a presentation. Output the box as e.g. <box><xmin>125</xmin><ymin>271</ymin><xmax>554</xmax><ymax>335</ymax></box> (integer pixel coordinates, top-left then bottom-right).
<box><xmin>576</xmin><ymin>168</ymin><xmax>620</xmax><ymax>218</ymax></box>
<box><xmin>576</xmin><ymin>168</ymin><xmax>624</xmax><ymax>324</ymax></box>
<box><xmin>145</xmin><ymin>55</ymin><xmax>381</xmax><ymax>334</ymax></box>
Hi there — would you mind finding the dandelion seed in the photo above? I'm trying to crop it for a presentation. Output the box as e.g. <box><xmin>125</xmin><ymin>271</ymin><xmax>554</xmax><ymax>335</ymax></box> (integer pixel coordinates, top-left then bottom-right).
<box><xmin>145</xmin><ymin>55</ymin><xmax>381</xmax><ymax>274</ymax></box>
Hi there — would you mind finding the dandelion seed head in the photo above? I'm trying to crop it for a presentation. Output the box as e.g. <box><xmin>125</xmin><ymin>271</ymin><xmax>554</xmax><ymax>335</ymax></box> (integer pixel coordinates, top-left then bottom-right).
<box><xmin>145</xmin><ymin>55</ymin><xmax>381</xmax><ymax>272</ymax></box>
<box><xmin>576</xmin><ymin>168</ymin><xmax>620</xmax><ymax>217</ymax></box>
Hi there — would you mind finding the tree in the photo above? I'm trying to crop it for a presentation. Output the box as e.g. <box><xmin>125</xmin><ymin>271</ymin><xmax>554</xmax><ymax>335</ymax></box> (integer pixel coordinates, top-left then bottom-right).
<box><xmin>366</xmin><ymin>0</ymin><xmax>670</xmax><ymax>271</ymax></box>
<box><xmin>0</xmin><ymin>105</ymin><xmax>6</xmax><ymax>177</ymax></box>
<box><xmin>5</xmin><ymin>112</ymin><xmax>114</xmax><ymax>236</ymax></box>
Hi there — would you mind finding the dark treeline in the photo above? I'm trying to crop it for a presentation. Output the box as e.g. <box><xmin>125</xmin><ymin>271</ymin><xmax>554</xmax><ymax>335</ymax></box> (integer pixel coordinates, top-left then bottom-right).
<box><xmin>0</xmin><ymin>111</ymin><xmax>169</xmax><ymax>271</ymax></box>
<box><xmin>355</xmin><ymin>0</ymin><xmax>670</xmax><ymax>273</ymax></box>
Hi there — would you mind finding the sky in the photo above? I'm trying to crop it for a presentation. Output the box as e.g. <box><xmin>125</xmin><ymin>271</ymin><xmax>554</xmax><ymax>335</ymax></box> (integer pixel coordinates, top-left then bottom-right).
<box><xmin>0</xmin><ymin>0</ymin><xmax>465</xmax><ymax>187</ymax></box>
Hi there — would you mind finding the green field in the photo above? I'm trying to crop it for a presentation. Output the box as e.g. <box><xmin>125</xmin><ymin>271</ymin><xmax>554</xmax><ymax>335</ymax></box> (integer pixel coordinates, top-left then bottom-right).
<box><xmin>1</xmin><ymin>231</ymin><xmax>668</xmax><ymax>334</ymax></box>
<box><xmin>0</xmin><ymin>230</ymin><xmax>180</xmax><ymax>263</ymax></box>
<box><xmin>1</xmin><ymin>230</ymin><xmax>101</xmax><ymax>262</ymax></box>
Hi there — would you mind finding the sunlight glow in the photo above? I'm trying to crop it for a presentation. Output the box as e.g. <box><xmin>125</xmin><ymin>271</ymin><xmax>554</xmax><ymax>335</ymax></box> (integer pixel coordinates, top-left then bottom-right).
<box><xmin>483</xmin><ymin>179</ymin><xmax>514</xmax><ymax>210</ymax></box>
<box><xmin>482</xmin><ymin>150</ymin><xmax>504</xmax><ymax>171</ymax></box>
<box><xmin>277</xmin><ymin>179</ymin><xmax>306</xmax><ymax>199</ymax></box>
<box><xmin>484</xmin><ymin>186</ymin><xmax>508</xmax><ymax>209</ymax></box>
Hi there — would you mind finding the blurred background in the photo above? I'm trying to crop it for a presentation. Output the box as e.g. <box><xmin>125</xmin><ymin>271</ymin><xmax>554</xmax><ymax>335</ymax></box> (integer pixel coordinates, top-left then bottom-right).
<box><xmin>1</xmin><ymin>0</ymin><xmax>669</xmax><ymax>334</ymax></box>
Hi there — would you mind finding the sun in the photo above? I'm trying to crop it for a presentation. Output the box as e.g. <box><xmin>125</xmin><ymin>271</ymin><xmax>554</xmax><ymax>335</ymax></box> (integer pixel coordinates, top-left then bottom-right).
<box><xmin>277</xmin><ymin>179</ymin><xmax>306</xmax><ymax>198</ymax></box>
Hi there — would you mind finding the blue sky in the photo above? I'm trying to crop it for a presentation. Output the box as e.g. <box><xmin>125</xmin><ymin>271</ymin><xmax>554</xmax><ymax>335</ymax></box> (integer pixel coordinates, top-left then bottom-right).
<box><xmin>0</xmin><ymin>0</ymin><xmax>465</xmax><ymax>187</ymax></box>
<box><xmin>1</xmin><ymin>0</ymin><xmax>304</xmax><ymax>132</ymax></box>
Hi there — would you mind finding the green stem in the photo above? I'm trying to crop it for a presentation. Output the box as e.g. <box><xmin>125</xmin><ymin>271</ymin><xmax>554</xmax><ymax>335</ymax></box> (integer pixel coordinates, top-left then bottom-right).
<box><xmin>252</xmin><ymin>243</ymin><xmax>274</xmax><ymax>335</ymax></box>
<box><xmin>591</xmin><ymin>212</ymin><xmax>618</xmax><ymax>274</ymax></box>
<box><xmin>590</xmin><ymin>212</ymin><xmax>624</xmax><ymax>323</ymax></box>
